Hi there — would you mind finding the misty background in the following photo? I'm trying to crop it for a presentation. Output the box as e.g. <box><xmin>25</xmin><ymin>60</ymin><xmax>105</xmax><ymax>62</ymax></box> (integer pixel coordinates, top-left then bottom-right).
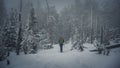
<box><xmin>0</xmin><ymin>0</ymin><xmax>120</xmax><ymax>68</ymax></box>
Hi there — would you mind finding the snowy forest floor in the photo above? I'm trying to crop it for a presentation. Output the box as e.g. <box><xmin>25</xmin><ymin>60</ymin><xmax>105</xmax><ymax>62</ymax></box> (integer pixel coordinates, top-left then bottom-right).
<box><xmin>0</xmin><ymin>42</ymin><xmax>120</xmax><ymax>68</ymax></box>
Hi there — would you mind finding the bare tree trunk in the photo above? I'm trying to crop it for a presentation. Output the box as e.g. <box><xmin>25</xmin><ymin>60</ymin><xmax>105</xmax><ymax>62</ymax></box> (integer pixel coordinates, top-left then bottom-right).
<box><xmin>16</xmin><ymin>0</ymin><xmax>23</xmax><ymax>55</ymax></box>
<box><xmin>16</xmin><ymin>23</ymin><xmax>22</xmax><ymax>55</ymax></box>
<box><xmin>90</xmin><ymin>7</ymin><xmax>93</xmax><ymax>44</ymax></box>
<box><xmin>96</xmin><ymin>15</ymin><xmax>98</xmax><ymax>40</ymax></box>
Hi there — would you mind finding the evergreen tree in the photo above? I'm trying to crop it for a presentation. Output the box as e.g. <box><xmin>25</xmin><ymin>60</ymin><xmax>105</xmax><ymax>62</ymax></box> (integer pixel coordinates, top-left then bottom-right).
<box><xmin>8</xmin><ymin>8</ymin><xmax>18</xmax><ymax>51</ymax></box>
<box><xmin>21</xmin><ymin>6</ymin><xmax>52</xmax><ymax>54</ymax></box>
<box><xmin>38</xmin><ymin>29</ymin><xmax>51</xmax><ymax>49</ymax></box>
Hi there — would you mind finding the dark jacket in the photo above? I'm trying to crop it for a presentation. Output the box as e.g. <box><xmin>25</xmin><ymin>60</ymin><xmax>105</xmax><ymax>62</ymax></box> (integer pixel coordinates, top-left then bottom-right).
<box><xmin>59</xmin><ymin>38</ymin><xmax>64</xmax><ymax>45</ymax></box>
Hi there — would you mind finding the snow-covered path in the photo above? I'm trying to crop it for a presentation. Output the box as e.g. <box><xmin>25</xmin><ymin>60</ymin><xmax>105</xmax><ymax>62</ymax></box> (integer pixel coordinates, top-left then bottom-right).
<box><xmin>0</xmin><ymin>42</ymin><xmax>120</xmax><ymax>68</ymax></box>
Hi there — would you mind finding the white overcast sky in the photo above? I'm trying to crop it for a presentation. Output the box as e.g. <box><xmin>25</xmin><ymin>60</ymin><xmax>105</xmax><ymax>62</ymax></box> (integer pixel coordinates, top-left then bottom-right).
<box><xmin>5</xmin><ymin>0</ymin><xmax>73</xmax><ymax>13</ymax></box>
<box><xmin>5</xmin><ymin>0</ymin><xmax>108</xmax><ymax>13</ymax></box>
<box><xmin>46</xmin><ymin>0</ymin><xmax>73</xmax><ymax>12</ymax></box>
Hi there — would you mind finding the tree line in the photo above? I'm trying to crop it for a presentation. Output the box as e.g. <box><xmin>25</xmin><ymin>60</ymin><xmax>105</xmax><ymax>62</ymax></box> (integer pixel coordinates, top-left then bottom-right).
<box><xmin>0</xmin><ymin>0</ymin><xmax>120</xmax><ymax>61</ymax></box>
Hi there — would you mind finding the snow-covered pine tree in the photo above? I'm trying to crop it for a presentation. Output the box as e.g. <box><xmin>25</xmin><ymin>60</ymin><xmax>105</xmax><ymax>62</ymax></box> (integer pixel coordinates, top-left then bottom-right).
<box><xmin>8</xmin><ymin>8</ymin><xmax>18</xmax><ymax>51</ymax></box>
<box><xmin>21</xmin><ymin>5</ymin><xmax>52</xmax><ymax>54</ymax></box>
<box><xmin>38</xmin><ymin>29</ymin><xmax>52</xmax><ymax>49</ymax></box>
<box><xmin>0</xmin><ymin>0</ymin><xmax>7</xmax><ymax>61</ymax></box>
<box><xmin>16</xmin><ymin>0</ymin><xmax>23</xmax><ymax>55</ymax></box>
<box><xmin>2</xmin><ymin>8</ymin><xmax>18</xmax><ymax>57</ymax></box>
<box><xmin>70</xmin><ymin>0</ymin><xmax>85</xmax><ymax>51</ymax></box>
<box><xmin>28</xmin><ymin>6</ymin><xmax>38</xmax><ymax>54</ymax></box>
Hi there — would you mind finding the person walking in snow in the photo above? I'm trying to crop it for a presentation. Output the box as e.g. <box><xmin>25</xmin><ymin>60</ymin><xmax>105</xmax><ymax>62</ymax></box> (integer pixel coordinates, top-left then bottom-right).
<box><xmin>59</xmin><ymin>37</ymin><xmax>64</xmax><ymax>53</ymax></box>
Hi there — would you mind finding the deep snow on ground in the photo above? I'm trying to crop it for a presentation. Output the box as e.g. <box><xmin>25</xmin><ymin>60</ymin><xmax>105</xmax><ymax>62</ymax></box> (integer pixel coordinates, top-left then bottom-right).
<box><xmin>0</xmin><ymin>42</ymin><xmax>120</xmax><ymax>68</ymax></box>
